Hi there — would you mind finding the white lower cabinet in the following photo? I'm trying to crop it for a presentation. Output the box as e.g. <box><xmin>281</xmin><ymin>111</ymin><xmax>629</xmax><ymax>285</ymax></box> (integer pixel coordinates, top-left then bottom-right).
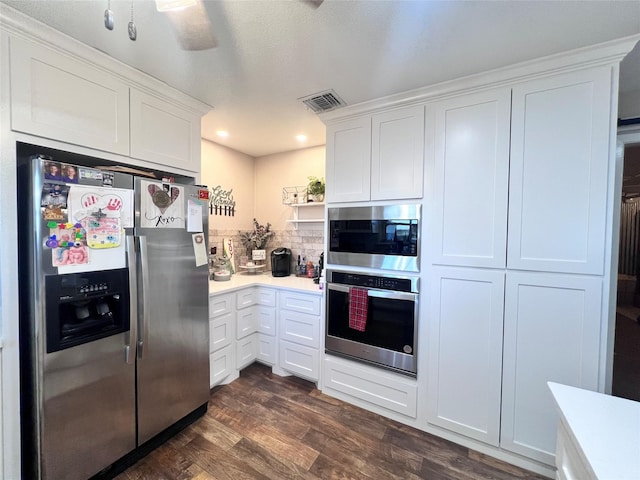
<box><xmin>501</xmin><ymin>271</ymin><xmax>602</xmax><ymax>465</ymax></box>
<box><xmin>279</xmin><ymin>340</ymin><xmax>319</xmax><ymax>381</ymax></box>
<box><xmin>236</xmin><ymin>334</ymin><xmax>258</xmax><ymax>370</ymax></box>
<box><xmin>426</xmin><ymin>267</ymin><xmax>504</xmax><ymax>446</ymax></box>
<box><xmin>277</xmin><ymin>290</ymin><xmax>321</xmax><ymax>381</ymax></box>
<box><xmin>208</xmin><ymin>292</ymin><xmax>236</xmax><ymax>387</ymax></box>
<box><xmin>257</xmin><ymin>335</ymin><xmax>277</xmax><ymax>365</ymax></box>
<box><xmin>256</xmin><ymin>289</ymin><xmax>277</xmax><ymax>366</ymax></box>
<box><xmin>324</xmin><ymin>355</ymin><xmax>417</xmax><ymax>418</ymax></box>
<box><xmin>209</xmin><ymin>344</ymin><xmax>235</xmax><ymax>387</ymax></box>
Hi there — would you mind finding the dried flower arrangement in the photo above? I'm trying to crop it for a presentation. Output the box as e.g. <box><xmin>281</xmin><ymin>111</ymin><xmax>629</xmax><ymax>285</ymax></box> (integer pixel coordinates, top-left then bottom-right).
<box><xmin>239</xmin><ymin>218</ymin><xmax>274</xmax><ymax>251</ymax></box>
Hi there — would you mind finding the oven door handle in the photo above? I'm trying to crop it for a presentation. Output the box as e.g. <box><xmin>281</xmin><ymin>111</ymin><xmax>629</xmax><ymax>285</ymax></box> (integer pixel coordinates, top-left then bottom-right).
<box><xmin>327</xmin><ymin>283</ymin><xmax>418</xmax><ymax>301</ymax></box>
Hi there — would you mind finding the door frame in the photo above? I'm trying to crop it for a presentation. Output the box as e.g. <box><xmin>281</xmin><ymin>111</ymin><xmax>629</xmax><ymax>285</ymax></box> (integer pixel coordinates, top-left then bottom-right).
<box><xmin>606</xmin><ymin>121</ymin><xmax>640</xmax><ymax>393</ymax></box>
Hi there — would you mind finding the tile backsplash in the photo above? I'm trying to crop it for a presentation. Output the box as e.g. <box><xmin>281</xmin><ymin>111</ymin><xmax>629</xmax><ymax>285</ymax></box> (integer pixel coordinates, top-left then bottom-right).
<box><xmin>208</xmin><ymin>227</ymin><xmax>324</xmax><ymax>272</ymax></box>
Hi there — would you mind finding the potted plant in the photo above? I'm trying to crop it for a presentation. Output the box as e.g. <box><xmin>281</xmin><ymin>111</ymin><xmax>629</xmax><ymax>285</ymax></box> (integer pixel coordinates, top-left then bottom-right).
<box><xmin>307</xmin><ymin>176</ymin><xmax>325</xmax><ymax>202</ymax></box>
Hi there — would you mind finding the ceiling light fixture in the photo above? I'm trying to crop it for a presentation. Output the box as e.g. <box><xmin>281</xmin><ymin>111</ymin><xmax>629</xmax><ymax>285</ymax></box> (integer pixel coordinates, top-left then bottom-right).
<box><xmin>154</xmin><ymin>0</ymin><xmax>196</xmax><ymax>12</ymax></box>
<box><xmin>216</xmin><ymin>130</ymin><xmax>229</xmax><ymax>138</ymax></box>
<box><xmin>296</xmin><ymin>135</ymin><xmax>307</xmax><ymax>142</ymax></box>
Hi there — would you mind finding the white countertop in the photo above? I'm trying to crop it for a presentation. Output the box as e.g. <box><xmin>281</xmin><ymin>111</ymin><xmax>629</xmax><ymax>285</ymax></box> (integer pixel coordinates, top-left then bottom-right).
<box><xmin>209</xmin><ymin>272</ymin><xmax>323</xmax><ymax>296</ymax></box>
<box><xmin>548</xmin><ymin>382</ymin><xmax>640</xmax><ymax>479</ymax></box>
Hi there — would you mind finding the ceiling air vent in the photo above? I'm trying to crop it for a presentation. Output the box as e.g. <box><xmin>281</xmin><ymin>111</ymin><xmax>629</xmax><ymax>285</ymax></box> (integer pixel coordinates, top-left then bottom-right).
<box><xmin>299</xmin><ymin>90</ymin><xmax>346</xmax><ymax>114</ymax></box>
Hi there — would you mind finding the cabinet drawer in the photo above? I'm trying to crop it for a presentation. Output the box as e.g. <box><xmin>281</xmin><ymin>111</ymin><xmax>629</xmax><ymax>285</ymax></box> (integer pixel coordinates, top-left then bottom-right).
<box><xmin>209</xmin><ymin>312</ymin><xmax>233</xmax><ymax>353</ymax></box>
<box><xmin>237</xmin><ymin>334</ymin><xmax>258</xmax><ymax>370</ymax></box>
<box><xmin>236</xmin><ymin>288</ymin><xmax>257</xmax><ymax>309</ymax></box>
<box><xmin>257</xmin><ymin>334</ymin><xmax>277</xmax><ymax>366</ymax></box>
<box><xmin>279</xmin><ymin>310</ymin><xmax>319</xmax><ymax>348</ymax></box>
<box><xmin>236</xmin><ymin>306</ymin><xmax>258</xmax><ymax>339</ymax></box>
<box><xmin>209</xmin><ymin>293</ymin><xmax>234</xmax><ymax>318</ymax></box>
<box><xmin>279</xmin><ymin>291</ymin><xmax>321</xmax><ymax>315</ymax></box>
<box><xmin>257</xmin><ymin>288</ymin><xmax>276</xmax><ymax>307</ymax></box>
<box><xmin>210</xmin><ymin>344</ymin><xmax>235</xmax><ymax>387</ymax></box>
<box><xmin>324</xmin><ymin>355</ymin><xmax>417</xmax><ymax>418</ymax></box>
<box><xmin>279</xmin><ymin>340</ymin><xmax>319</xmax><ymax>381</ymax></box>
<box><xmin>257</xmin><ymin>307</ymin><xmax>276</xmax><ymax>336</ymax></box>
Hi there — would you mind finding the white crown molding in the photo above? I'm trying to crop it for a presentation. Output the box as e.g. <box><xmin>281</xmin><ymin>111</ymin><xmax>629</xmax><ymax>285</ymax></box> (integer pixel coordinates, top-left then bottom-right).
<box><xmin>0</xmin><ymin>4</ymin><xmax>212</xmax><ymax>116</ymax></box>
<box><xmin>320</xmin><ymin>34</ymin><xmax>640</xmax><ymax>124</ymax></box>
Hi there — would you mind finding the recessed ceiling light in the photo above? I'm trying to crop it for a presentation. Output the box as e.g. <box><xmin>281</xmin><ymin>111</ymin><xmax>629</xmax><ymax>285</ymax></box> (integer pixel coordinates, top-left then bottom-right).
<box><xmin>296</xmin><ymin>134</ymin><xmax>307</xmax><ymax>142</ymax></box>
<box><xmin>216</xmin><ymin>130</ymin><xmax>229</xmax><ymax>138</ymax></box>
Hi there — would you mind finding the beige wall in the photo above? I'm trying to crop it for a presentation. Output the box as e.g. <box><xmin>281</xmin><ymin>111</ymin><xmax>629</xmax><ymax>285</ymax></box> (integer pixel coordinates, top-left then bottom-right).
<box><xmin>254</xmin><ymin>146</ymin><xmax>325</xmax><ymax>231</ymax></box>
<box><xmin>201</xmin><ymin>139</ymin><xmax>255</xmax><ymax>232</ymax></box>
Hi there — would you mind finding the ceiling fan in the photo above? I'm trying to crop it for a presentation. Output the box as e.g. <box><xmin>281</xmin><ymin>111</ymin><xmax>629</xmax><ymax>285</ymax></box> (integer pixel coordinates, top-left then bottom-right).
<box><xmin>154</xmin><ymin>0</ymin><xmax>324</xmax><ymax>51</ymax></box>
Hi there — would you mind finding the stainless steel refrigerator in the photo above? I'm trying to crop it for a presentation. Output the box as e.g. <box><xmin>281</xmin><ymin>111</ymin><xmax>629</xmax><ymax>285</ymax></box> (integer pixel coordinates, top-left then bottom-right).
<box><xmin>17</xmin><ymin>144</ymin><xmax>210</xmax><ymax>480</ymax></box>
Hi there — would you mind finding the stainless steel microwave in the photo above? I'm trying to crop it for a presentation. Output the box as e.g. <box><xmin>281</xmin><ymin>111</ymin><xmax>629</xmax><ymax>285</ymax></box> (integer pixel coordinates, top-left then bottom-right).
<box><xmin>327</xmin><ymin>204</ymin><xmax>421</xmax><ymax>272</ymax></box>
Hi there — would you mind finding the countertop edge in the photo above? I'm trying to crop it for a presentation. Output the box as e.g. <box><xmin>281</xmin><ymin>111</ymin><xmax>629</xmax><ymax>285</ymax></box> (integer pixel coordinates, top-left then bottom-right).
<box><xmin>209</xmin><ymin>273</ymin><xmax>323</xmax><ymax>296</ymax></box>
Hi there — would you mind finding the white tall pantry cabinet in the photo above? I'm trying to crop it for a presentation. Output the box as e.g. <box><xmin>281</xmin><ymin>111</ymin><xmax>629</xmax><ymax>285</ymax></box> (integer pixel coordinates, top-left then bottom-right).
<box><xmin>321</xmin><ymin>37</ymin><xmax>639</xmax><ymax>476</ymax></box>
<box><xmin>428</xmin><ymin>65</ymin><xmax>613</xmax><ymax>464</ymax></box>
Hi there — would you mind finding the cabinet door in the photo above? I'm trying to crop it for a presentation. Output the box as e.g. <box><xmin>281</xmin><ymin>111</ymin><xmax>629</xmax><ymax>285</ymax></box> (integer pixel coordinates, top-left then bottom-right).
<box><xmin>507</xmin><ymin>67</ymin><xmax>612</xmax><ymax>274</ymax></box>
<box><xmin>9</xmin><ymin>37</ymin><xmax>130</xmax><ymax>155</ymax></box>
<box><xmin>431</xmin><ymin>89</ymin><xmax>511</xmax><ymax>268</ymax></box>
<box><xmin>130</xmin><ymin>89</ymin><xmax>201</xmax><ymax>172</ymax></box>
<box><xmin>501</xmin><ymin>271</ymin><xmax>602</xmax><ymax>465</ymax></box>
<box><xmin>426</xmin><ymin>267</ymin><xmax>505</xmax><ymax>446</ymax></box>
<box><xmin>371</xmin><ymin>105</ymin><xmax>425</xmax><ymax>201</ymax></box>
<box><xmin>326</xmin><ymin>116</ymin><xmax>371</xmax><ymax>203</ymax></box>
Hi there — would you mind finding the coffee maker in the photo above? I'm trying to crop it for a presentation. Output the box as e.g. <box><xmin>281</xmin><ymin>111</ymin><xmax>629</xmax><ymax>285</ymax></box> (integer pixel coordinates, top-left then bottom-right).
<box><xmin>271</xmin><ymin>247</ymin><xmax>292</xmax><ymax>277</ymax></box>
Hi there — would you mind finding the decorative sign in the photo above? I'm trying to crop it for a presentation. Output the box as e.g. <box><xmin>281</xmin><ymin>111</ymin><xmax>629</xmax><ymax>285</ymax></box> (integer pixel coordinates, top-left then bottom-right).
<box><xmin>140</xmin><ymin>180</ymin><xmax>185</xmax><ymax>228</ymax></box>
<box><xmin>209</xmin><ymin>185</ymin><xmax>236</xmax><ymax>216</ymax></box>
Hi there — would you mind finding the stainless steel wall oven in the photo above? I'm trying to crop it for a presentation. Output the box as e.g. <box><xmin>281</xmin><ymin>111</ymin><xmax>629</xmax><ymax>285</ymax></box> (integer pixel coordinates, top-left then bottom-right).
<box><xmin>325</xmin><ymin>269</ymin><xmax>419</xmax><ymax>376</ymax></box>
<box><xmin>328</xmin><ymin>204</ymin><xmax>420</xmax><ymax>272</ymax></box>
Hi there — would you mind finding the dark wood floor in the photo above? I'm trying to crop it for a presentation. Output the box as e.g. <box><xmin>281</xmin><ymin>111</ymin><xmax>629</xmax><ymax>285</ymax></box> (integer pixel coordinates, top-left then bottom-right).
<box><xmin>115</xmin><ymin>363</ymin><xmax>548</xmax><ymax>480</ymax></box>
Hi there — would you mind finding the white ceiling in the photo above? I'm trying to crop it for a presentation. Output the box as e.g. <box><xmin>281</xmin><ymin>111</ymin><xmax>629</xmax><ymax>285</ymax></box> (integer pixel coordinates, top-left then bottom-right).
<box><xmin>2</xmin><ymin>0</ymin><xmax>640</xmax><ymax>158</ymax></box>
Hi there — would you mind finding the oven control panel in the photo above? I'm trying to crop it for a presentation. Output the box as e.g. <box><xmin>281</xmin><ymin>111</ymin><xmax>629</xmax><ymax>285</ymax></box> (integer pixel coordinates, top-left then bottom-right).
<box><xmin>329</xmin><ymin>270</ymin><xmax>418</xmax><ymax>293</ymax></box>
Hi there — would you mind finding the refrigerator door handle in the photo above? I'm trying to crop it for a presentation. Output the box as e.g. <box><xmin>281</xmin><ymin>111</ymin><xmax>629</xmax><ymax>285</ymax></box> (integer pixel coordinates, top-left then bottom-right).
<box><xmin>138</xmin><ymin>235</ymin><xmax>150</xmax><ymax>359</ymax></box>
<box><xmin>125</xmin><ymin>234</ymin><xmax>138</xmax><ymax>364</ymax></box>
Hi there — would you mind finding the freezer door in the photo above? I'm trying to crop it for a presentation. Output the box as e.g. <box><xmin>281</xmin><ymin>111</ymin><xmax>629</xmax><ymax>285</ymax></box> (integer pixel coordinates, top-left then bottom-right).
<box><xmin>42</xmin><ymin>335</ymin><xmax>136</xmax><ymax>480</ymax></box>
<box><xmin>135</xmin><ymin>181</ymin><xmax>210</xmax><ymax>445</ymax></box>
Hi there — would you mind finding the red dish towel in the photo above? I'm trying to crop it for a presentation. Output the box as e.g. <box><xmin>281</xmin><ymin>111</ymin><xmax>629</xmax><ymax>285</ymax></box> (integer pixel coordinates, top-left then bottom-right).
<box><xmin>349</xmin><ymin>287</ymin><xmax>368</xmax><ymax>332</ymax></box>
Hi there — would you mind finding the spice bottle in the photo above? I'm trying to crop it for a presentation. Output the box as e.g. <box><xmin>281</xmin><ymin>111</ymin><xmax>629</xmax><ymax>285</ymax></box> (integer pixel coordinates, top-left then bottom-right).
<box><xmin>306</xmin><ymin>260</ymin><xmax>314</xmax><ymax>278</ymax></box>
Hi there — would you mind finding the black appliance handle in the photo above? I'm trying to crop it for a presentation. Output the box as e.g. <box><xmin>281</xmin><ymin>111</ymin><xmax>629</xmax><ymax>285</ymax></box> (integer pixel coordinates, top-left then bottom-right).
<box><xmin>326</xmin><ymin>282</ymin><xmax>418</xmax><ymax>302</ymax></box>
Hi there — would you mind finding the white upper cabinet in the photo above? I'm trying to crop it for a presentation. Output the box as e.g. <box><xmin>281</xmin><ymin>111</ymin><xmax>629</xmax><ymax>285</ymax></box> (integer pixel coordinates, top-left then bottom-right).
<box><xmin>9</xmin><ymin>36</ymin><xmax>130</xmax><ymax>156</ymax></box>
<box><xmin>501</xmin><ymin>271</ymin><xmax>602</xmax><ymax>465</ymax></box>
<box><xmin>371</xmin><ymin>105</ymin><xmax>425</xmax><ymax>201</ymax></box>
<box><xmin>130</xmin><ymin>89</ymin><xmax>201</xmax><ymax>171</ymax></box>
<box><xmin>430</xmin><ymin>88</ymin><xmax>511</xmax><ymax>268</ymax></box>
<box><xmin>326</xmin><ymin>116</ymin><xmax>371</xmax><ymax>203</ymax></box>
<box><xmin>507</xmin><ymin>67</ymin><xmax>612</xmax><ymax>275</ymax></box>
<box><xmin>326</xmin><ymin>104</ymin><xmax>425</xmax><ymax>203</ymax></box>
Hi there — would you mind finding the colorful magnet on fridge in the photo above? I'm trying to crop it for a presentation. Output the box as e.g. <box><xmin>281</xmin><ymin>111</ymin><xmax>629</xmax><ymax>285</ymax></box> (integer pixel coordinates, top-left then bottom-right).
<box><xmin>46</xmin><ymin>235</ymin><xmax>58</xmax><ymax>248</ymax></box>
<box><xmin>47</xmin><ymin>221</ymin><xmax>58</xmax><ymax>228</ymax></box>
